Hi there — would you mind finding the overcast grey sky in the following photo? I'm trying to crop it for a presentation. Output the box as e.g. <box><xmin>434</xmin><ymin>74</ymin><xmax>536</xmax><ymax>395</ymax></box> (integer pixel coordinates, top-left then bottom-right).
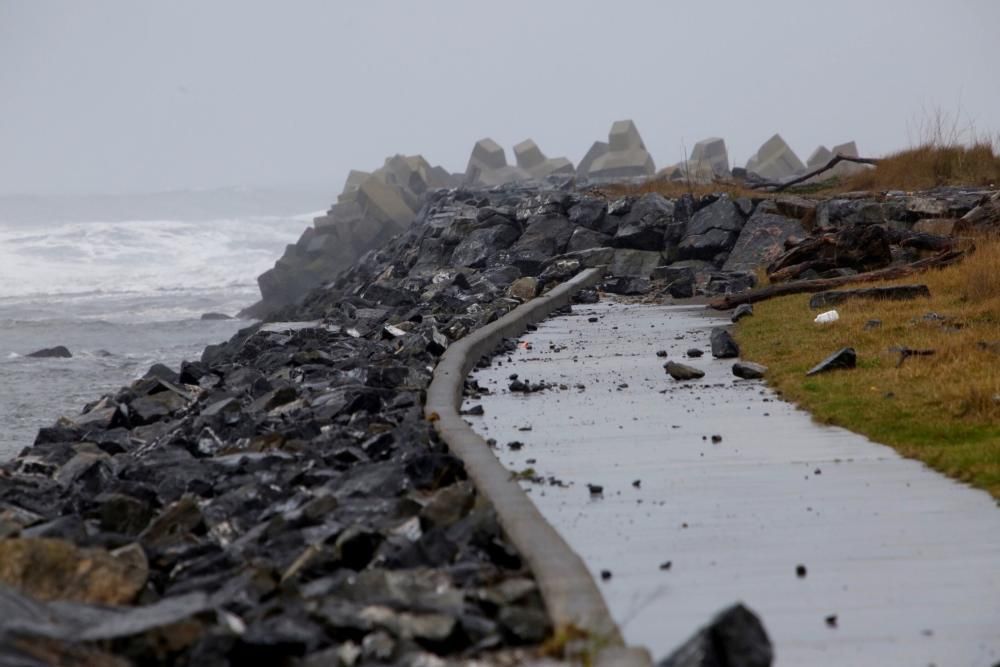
<box><xmin>2</xmin><ymin>0</ymin><xmax>998</xmax><ymax>195</ymax></box>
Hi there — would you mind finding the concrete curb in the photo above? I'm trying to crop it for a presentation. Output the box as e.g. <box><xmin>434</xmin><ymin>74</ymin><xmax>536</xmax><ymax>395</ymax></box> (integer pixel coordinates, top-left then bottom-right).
<box><xmin>425</xmin><ymin>268</ymin><xmax>653</xmax><ymax>667</ymax></box>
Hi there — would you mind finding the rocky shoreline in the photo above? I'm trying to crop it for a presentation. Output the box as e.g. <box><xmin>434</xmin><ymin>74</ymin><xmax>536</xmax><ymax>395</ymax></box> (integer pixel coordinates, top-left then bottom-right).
<box><xmin>1</xmin><ymin>175</ymin><xmax>997</xmax><ymax>665</ymax></box>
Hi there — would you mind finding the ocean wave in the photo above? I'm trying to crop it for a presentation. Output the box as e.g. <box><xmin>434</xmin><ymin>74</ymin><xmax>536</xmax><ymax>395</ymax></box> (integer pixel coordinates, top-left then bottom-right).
<box><xmin>0</xmin><ymin>214</ymin><xmax>310</xmax><ymax>300</ymax></box>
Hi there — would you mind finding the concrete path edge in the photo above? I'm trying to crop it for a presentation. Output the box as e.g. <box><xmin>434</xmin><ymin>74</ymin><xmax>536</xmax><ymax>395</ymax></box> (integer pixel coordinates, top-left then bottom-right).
<box><xmin>425</xmin><ymin>268</ymin><xmax>653</xmax><ymax>666</ymax></box>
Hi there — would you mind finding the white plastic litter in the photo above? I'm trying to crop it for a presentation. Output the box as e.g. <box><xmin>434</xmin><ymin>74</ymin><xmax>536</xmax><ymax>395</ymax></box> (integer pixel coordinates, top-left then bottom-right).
<box><xmin>814</xmin><ymin>310</ymin><xmax>840</xmax><ymax>324</ymax></box>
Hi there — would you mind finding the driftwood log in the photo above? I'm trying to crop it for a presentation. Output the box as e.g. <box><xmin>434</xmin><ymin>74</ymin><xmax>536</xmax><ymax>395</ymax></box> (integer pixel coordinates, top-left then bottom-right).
<box><xmin>749</xmin><ymin>154</ymin><xmax>881</xmax><ymax>191</ymax></box>
<box><xmin>708</xmin><ymin>248</ymin><xmax>969</xmax><ymax>310</ymax></box>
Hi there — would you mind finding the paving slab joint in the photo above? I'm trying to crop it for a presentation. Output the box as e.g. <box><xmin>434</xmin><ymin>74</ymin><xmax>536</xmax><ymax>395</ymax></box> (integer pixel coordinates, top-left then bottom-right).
<box><xmin>425</xmin><ymin>268</ymin><xmax>654</xmax><ymax>666</ymax></box>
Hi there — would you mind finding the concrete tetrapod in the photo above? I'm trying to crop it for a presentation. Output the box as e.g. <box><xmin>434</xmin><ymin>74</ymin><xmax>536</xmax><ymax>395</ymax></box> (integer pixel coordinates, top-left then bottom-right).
<box><xmin>424</xmin><ymin>267</ymin><xmax>652</xmax><ymax>667</ymax></box>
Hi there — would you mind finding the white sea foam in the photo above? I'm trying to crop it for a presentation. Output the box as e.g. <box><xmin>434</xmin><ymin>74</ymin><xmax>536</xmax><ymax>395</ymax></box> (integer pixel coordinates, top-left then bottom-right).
<box><xmin>0</xmin><ymin>213</ymin><xmax>315</xmax><ymax>321</ymax></box>
<box><xmin>0</xmin><ymin>213</ymin><xmax>314</xmax><ymax>298</ymax></box>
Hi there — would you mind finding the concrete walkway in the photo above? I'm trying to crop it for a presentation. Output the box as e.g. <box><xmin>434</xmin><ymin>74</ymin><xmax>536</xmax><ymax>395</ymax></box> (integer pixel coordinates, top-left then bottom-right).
<box><xmin>464</xmin><ymin>298</ymin><xmax>1000</xmax><ymax>666</ymax></box>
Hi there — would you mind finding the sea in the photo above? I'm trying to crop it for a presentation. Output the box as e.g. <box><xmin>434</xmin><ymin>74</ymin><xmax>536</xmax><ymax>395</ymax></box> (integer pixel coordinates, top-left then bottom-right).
<box><xmin>0</xmin><ymin>209</ymin><xmax>316</xmax><ymax>459</ymax></box>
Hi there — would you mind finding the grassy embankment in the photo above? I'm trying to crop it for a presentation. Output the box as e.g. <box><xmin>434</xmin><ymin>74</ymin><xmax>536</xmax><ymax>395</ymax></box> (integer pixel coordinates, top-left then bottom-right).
<box><xmin>734</xmin><ymin>143</ymin><xmax>1000</xmax><ymax>498</ymax></box>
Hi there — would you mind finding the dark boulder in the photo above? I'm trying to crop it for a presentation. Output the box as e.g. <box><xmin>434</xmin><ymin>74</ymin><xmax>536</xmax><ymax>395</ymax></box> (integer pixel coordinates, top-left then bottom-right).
<box><xmin>450</xmin><ymin>220</ymin><xmax>521</xmax><ymax>268</ymax></box>
<box><xmin>733</xmin><ymin>361</ymin><xmax>767</xmax><ymax>379</ymax></box>
<box><xmin>566</xmin><ymin>227</ymin><xmax>612</xmax><ymax>253</ymax></box>
<box><xmin>710</xmin><ymin>328</ymin><xmax>740</xmax><ymax>358</ymax></box>
<box><xmin>505</xmin><ymin>214</ymin><xmax>574</xmax><ymax>275</ymax></box>
<box><xmin>567</xmin><ymin>199</ymin><xmax>608</xmax><ymax>231</ymax></box>
<box><xmin>664</xmin><ymin>361</ymin><xmax>705</xmax><ymax>381</ymax></box>
<box><xmin>806</xmin><ymin>347</ymin><xmax>857</xmax><ymax>376</ymax></box>
<box><xmin>658</xmin><ymin>603</ymin><xmax>772</xmax><ymax>667</ymax></box>
<box><xmin>26</xmin><ymin>346</ymin><xmax>72</xmax><ymax>359</ymax></box>
<box><xmin>723</xmin><ymin>210</ymin><xmax>805</xmax><ymax>273</ymax></box>
<box><xmin>679</xmin><ymin>199</ymin><xmax>745</xmax><ymax>261</ymax></box>
<box><xmin>602</xmin><ymin>277</ymin><xmax>651</xmax><ymax>295</ymax></box>
<box><xmin>612</xmin><ymin>194</ymin><xmax>675</xmax><ymax>250</ymax></box>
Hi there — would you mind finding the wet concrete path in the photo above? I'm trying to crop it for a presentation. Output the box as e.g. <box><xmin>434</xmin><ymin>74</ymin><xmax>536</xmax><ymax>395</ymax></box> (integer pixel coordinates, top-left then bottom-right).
<box><xmin>464</xmin><ymin>298</ymin><xmax>1000</xmax><ymax>666</ymax></box>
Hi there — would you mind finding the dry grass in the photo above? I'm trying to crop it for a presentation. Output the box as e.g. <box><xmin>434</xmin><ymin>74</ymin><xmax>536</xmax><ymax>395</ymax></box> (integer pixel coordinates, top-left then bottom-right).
<box><xmin>840</xmin><ymin>142</ymin><xmax>1000</xmax><ymax>192</ymax></box>
<box><xmin>598</xmin><ymin>141</ymin><xmax>1000</xmax><ymax>201</ymax></box>
<box><xmin>735</xmin><ymin>235</ymin><xmax>1000</xmax><ymax>498</ymax></box>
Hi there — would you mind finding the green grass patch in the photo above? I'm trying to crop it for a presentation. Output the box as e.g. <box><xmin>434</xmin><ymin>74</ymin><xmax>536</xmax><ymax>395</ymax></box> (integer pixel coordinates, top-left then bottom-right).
<box><xmin>736</xmin><ymin>238</ymin><xmax>1000</xmax><ymax>498</ymax></box>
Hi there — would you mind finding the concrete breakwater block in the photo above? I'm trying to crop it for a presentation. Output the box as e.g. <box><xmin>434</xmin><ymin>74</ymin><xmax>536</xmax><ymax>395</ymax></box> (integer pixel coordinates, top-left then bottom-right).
<box><xmin>745</xmin><ymin>133</ymin><xmax>805</xmax><ymax>181</ymax></box>
<box><xmin>465</xmin><ymin>138</ymin><xmax>533</xmax><ymax>187</ymax></box>
<box><xmin>585</xmin><ymin>120</ymin><xmax>656</xmax><ymax>181</ymax></box>
<box><xmin>688</xmin><ymin>137</ymin><xmax>730</xmax><ymax>179</ymax></box>
<box><xmin>514</xmin><ymin>139</ymin><xmax>575</xmax><ymax>180</ymax></box>
<box><xmin>577</xmin><ymin>140</ymin><xmax>609</xmax><ymax>177</ymax></box>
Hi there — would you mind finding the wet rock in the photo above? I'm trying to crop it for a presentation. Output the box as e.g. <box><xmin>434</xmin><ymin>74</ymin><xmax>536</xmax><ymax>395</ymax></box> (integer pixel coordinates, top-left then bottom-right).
<box><xmin>497</xmin><ymin>605</ymin><xmax>551</xmax><ymax>644</ymax></box>
<box><xmin>96</xmin><ymin>493</ymin><xmax>155</xmax><ymax>536</ymax></box>
<box><xmin>686</xmin><ymin>348</ymin><xmax>703</xmax><ymax>358</ymax></box>
<box><xmin>808</xmin><ymin>284</ymin><xmax>930</xmax><ymax>309</ymax></box>
<box><xmin>603</xmin><ymin>276</ymin><xmax>651</xmax><ymax>295</ymax></box>
<box><xmin>733</xmin><ymin>362</ymin><xmax>767</xmax><ymax>379</ymax></box>
<box><xmin>567</xmin><ymin>227</ymin><xmax>612</xmax><ymax>253</ymax></box>
<box><xmin>420</xmin><ymin>482</ymin><xmax>475</xmax><ymax>530</ymax></box>
<box><xmin>26</xmin><ymin>346</ymin><xmax>72</xmax><ymax>359</ymax></box>
<box><xmin>451</xmin><ymin>221</ymin><xmax>521</xmax><ymax>268</ymax></box>
<box><xmin>731</xmin><ymin>304</ymin><xmax>754</xmax><ymax>323</ymax></box>
<box><xmin>144</xmin><ymin>363</ymin><xmax>181</xmax><ymax>384</ymax></box>
<box><xmin>679</xmin><ymin>199</ymin><xmax>745</xmax><ymax>261</ymax></box>
<box><xmin>710</xmin><ymin>328</ymin><xmax>740</xmax><ymax>358</ymax></box>
<box><xmin>574</xmin><ymin>288</ymin><xmax>599</xmax><ymax>304</ymax></box>
<box><xmin>723</xmin><ymin>210</ymin><xmax>804</xmax><ymax>273</ymax></box>
<box><xmin>200</xmin><ymin>312</ymin><xmax>233</xmax><ymax>321</ymax></box>
<box><xmin>665</xmin><ymin>362</ymin><xmax>705</xmax><ymax>381</ymax></box>
<box><xmin>610</xmin><ymin>248</ymin><xmax>663</xmax><ymax>278</ymax></box>
<box><xmin>0</xmin><ymin>538</ymin><xmax>147</xmax><ymax>605</ymax></box>
<box><xmin>613</xmin><ymin>193</ymin><xmax>675</xmax><ymax>250</ymax></box>
<box><xmin>567</xmin><ymin>198</ymin><xmax>608</xmax><ymax>230</ymax></box>
<box><xmin>508</xmin><ymin>277</ymin><xmax>540</xmax><ymax>301</ymax></box>
<box><xmin>506</xmin><ymin>214</ymin><xmax>573</xmax><ymax>275</ymax></box>
<box><xmin>140</xmin><ymin>495</ymin><xmax>203</xmax><ymax>549</ymax></box>
<box><xmin>806</xmin><ymin>347</ymin><xmax>857</xmax><ymax>376</ymax></box>
<box><xmin>658</xmin><ymin>603</ymin><xmax>773</xmax><ymax>667</ymax></box>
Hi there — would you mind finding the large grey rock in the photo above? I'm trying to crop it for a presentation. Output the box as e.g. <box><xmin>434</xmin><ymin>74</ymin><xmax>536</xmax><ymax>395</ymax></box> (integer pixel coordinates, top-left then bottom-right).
<box><xmin>613</xmin><ymin>193</ymin><xmax>675</xmax><ymax>250</ymax></box>
<box><xmin>746</xmin><ymin>134</ymin><xmax>805</xmax><ymax>181</ymax></box>
<box><xmin>505</xmin><ymin>214</ymin><xmax>574</xmax><ymax>275</ymax></box>
<box><xmin>610</xmin><ymin>249</ymin><xmax>662</xmax><ymax>278</ymax></box>
<box><xmin>566</xmin><ymin>227</ymin><xmax>612</xmax><ymax>252</ymax></box>
<box><xmin>722</xmin><ymin>210</ymin><xmax>805</xmax><ymax>273</ymax></box>
<box><xmin>567</xmin><ymin>198</ymin><xmax>607</xmax><ymax>230</ymax></box>
<box><xmin>679</xmin><ymin>199</ymin><xmax>745</xmax><ymax>260</ymax></box>
<box><xmin>450</xmin><ymin>221</ymin><xmax>521</xmax><ymax>268</ymax></box>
